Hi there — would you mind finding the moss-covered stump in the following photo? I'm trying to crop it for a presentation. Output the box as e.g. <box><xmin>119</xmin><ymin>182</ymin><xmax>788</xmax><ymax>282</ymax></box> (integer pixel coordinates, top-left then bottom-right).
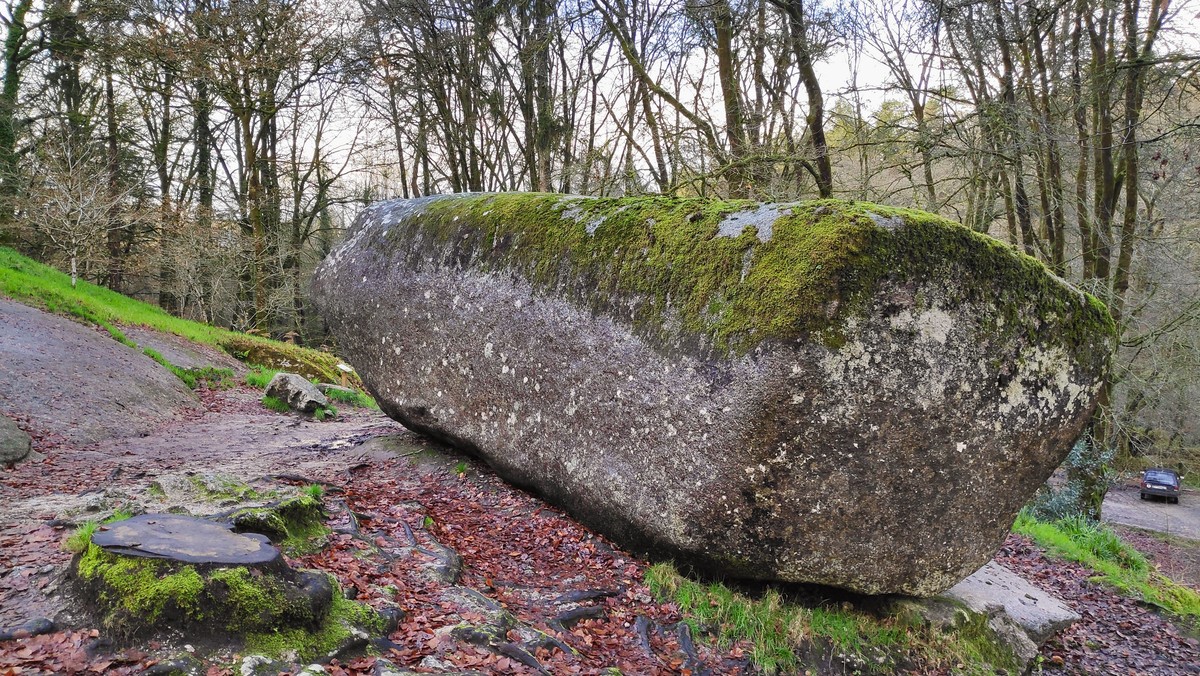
<box><xmin>227</xmin><ymin>491</ymin><xmax>331</xmax><ymax>555</ymax></box>
<box><xmin>312</xmin><ymin>193</ymin><xmax>1117</xmax><ymax>596</ymax></box>
<box><xmin>74</xmin><ymin>514</ymin><xmax>378</xmax><ymax>662</ymax></box>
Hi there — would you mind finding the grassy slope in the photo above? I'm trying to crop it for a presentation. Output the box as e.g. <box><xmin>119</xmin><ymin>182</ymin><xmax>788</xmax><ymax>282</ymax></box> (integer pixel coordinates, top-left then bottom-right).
<box><xmin>0</xmin><ymin>247</ymin><xmax>358</xmax><ymax>386</ymax></box>
<box><xmin>1012</xmin><ymin>511</ymin><xmax>1200</xmax><ymax>624</ymax></box>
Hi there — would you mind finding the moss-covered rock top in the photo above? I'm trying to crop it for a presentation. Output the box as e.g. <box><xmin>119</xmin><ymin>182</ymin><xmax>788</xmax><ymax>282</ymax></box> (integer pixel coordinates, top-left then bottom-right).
<box><xmin>348</xmin><ymin>193</ymin><xmax>1114</xmax><ymax>356</ymax></box>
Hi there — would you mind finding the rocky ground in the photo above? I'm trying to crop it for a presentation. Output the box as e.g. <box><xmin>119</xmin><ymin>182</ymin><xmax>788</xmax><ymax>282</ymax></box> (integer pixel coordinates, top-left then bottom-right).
<box><xmin>1</xmin><ymin>385</ymin><xmax>751</xmax><ymax>674</ymax></box>
<box><xmin>1</xmin><ymin>304</ymin><xmax>1199</xmax><ymax>674</ymax></box>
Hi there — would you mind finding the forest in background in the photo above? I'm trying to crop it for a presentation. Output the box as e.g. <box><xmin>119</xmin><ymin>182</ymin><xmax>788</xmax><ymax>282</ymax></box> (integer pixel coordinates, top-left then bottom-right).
<box><xmin>0</xmin><ymin>0</ymin><xmax>1197</xmax><ymax>512</ymax></box>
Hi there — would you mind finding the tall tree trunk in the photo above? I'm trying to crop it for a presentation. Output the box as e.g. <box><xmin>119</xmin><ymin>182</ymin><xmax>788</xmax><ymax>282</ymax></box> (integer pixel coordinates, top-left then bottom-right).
<box><xmin>714</xmin><ymin>0</ymin><xmax>749</xmax><ymax>198</ymax></box>
<box><xmin>991</xmin><ymin>0</ymin><xmax>1036</xmax><ymax>256</ymax></box>
<box><xmin>1111</xmin><ymin>0</ymin><xmax>1169</xmax><ymax>321</ymax></box>
<box><xmin>0</xmin><ymin>0</ymin><xmax>32</xmax><ymax>231</ymax></box>
<box><xmin>1071</xmin><ymin>4</ymin><xmax>1094</xmax><ymax>279</ymax></box>
<box><xmin>194</xmin><ymin>78</ymin><xmax>212</xmax><ymax>226</ymax></box>
<box><xmin>778</xmin><ymin>0</ymin><xmax>832</xmax><ymax>197</ymax></box>
<box><xmin>103</xmin><ymin>60</ymin><xmax>123</xmax><ymax>292</ymax></box>
<box><xmin>532</xmin><ymin>0</ymin><xmax>554</xmax><ymax>191</ymax></box>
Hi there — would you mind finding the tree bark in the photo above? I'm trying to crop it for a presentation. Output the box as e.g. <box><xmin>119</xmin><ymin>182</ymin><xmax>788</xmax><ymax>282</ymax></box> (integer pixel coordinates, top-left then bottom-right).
<box><xmin>775</xmin><ymin>0</ymin><xmax>832</xmax><ymax>197</ymax></box>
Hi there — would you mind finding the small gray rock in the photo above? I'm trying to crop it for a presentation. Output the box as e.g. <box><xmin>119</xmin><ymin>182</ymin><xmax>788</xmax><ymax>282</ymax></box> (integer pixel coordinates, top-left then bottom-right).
<box><xmin>988</xmin><ymin>614</ymin><xmax>1039</xmax><ymax>666</ymax></box>
<box><xmin>316</xmin><ymin>383</ymin><xmax>355</xmax><ymax>396</ymax></box>
<box><xmin>265</xmin><ymin>373</ymin><xmax>329</xmax><ymax>413</ymax></box>
<box><xmin>945</xmin><ymin>561</ymin><xmax>1080</xmax><ymax>644</ymax></box>
<box><xmin>0</xmin><ymin>415</ymin><xmax>31</xmax><ymax>465</ymax></box>
<box><xmin>143</xmin><ymin>655</ymin><xmax>205</xmax><ymax>676</ymax></box>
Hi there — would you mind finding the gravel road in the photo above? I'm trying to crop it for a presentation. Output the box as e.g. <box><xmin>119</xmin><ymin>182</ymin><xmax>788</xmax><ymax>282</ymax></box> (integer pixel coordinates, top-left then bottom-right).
<box><xmin>1103</xmin><ymin>483</ymin><xmax>1200</xmax><ymax>541</ymax></box>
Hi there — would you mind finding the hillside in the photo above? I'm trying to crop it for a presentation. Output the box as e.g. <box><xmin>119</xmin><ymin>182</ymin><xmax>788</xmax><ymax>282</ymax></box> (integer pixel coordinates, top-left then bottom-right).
<box><xmin>0</xmin><ymin>247</ymin><xmax>354</xmax><ymax>386</ymax></box>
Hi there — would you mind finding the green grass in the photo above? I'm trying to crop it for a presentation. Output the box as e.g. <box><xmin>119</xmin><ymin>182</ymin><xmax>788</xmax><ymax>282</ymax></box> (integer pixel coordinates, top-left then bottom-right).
<box><xmin>65</xmin><ymin>521</ymin><xmax>100</xmax><ymax>554</ymax></box>
<box><xmin>261</xmin><ymin>394</ymin><xmax>337</xmax><ymax>421</ymax></box>
<box><xmin>64</xmin><ymin>509</ymin><xmax>135</xmax><ymax>553</ymax></box>
<box><xmin>323</xmin><ymin>386</ymin><xmax>378</xmax><ymax>409</ymax></box>
<box><xmin>643</xmin><ymin>563</ymin><xmax>1018</xmax><ymax>675</ymax></box>
<box><xmin>244</xmin><ymin>365</ymin><xmax>279</xmax><ymax>389</ymax></box>
<box><xmin>645</xmin><ymin>564</ymin><xmax>803</xmax><ymax>673</ymax></box>
<box><xmin>0</xmin><ymin>247</ymin><xmax>356</xmax><ymax>385</ymax></box>
<box><xmin>261</xmin><ymin>395</ymin><xmax>291</xmax><ymax>414</ymax></box>
<box><xmin>245</xmin><ymin>365</ymin><xmax>376</xmax><ymax>411</ymax></box>
<box><xmin>1013</xmin><ymin>510</ymin><xmax>1200</xmax><ymax>624</ymax></box>
<box><xmin>142</xmin><ymin>346</ymin><xmax>234</xmax><ymax>389</ymax></box>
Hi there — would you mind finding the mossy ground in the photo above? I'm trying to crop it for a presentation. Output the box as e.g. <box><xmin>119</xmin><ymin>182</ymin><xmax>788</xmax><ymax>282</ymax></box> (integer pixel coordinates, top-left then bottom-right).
<box><xmin>643</xmin><ymin>563</ymin><xmax>1020</xmax><ymax>675</ymax></box>
<box><xmin>396</xmin><ymin>194</ymin><xmax>1115</xmax><ymax>356</ymax></box>
<box><xmin>244</xmin><ymin>587</ymin><xmax>383</xmax><ymax>663</ymax></box>
<box><xmin>188</xmin><ymin>474</ymin><xmax>267</xmax><ymax>503</ymax></box>
<box><xmin>75</xmin><ymin>544</ymin><xmax>207</xmax><ymax>633</ymax></box>
<box><xmin>74</xmin><ymin>543</ymin><xmax>377</xmax><ymax>661</ymax></box>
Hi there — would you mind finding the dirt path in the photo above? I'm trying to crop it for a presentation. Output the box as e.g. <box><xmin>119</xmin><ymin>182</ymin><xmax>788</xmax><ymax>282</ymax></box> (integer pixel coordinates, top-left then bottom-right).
<box><xmin>0</xmin><ymin>386</ymin><xmax>401</xmax><ymax>628</ymax></box>
<box><xmin>1103</xmin><ymin>484</ymin><xmax>1200</xmax><ymax>541</ymax></box>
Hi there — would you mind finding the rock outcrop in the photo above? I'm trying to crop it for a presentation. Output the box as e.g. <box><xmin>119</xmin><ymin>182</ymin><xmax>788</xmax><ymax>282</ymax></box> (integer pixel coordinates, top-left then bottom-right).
<box><xmin>75</xmin><ymin>512</ymin><xmax>385</xmax><ymax>662</ymax></box>
<box><xmin>0</xmin><ymin>297</ymin><xmax>201</xmax><ymax>445</ymax></box>
<box><xmin>312</xmin><ymin>193</ymin><xmax>1115</xmax><ymax>595</ymax></box>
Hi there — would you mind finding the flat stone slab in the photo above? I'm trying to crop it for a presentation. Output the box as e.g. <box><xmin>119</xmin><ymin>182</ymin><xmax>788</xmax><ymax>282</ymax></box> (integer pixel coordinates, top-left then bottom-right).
<box><xmin>91</xmin><ymin>514</ymin><xmax>280</xmax><ymax>565</ymax></box>
<box><xmin>944</xmin><ymin>561</ymin><xmax>1079</xmax><ymax>644</ymax></box>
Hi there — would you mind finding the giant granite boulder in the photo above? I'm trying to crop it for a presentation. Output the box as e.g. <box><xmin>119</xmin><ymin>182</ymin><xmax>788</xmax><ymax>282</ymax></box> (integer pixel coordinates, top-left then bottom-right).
<box><xmin>312</xmin><ymin>194</ymin><xmax>1115</xmax><ymax>595</ymax></box>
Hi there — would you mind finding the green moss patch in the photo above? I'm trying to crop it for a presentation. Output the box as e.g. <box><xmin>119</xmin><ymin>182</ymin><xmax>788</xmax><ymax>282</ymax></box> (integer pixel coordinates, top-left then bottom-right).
<box><xmin>230</xmin><ymin>493</ymin><xmax>330</xmax><ymax>555</ymax></box>
<box><xmin>73</xmin><ymin>543</ymin><xmax>351</xmax><ymax>647</ymax></box>
<box><xmin>188</xmin><ymin>474</ymin><xmax>265</xmax><ymax>504</ymax></box>
<box><xmin>379</xmin><ymin>194</ymin><xmax>1115</xmax><ymax>356</ymax></box>
<box><xmin>244</xmin><ymin>588</ymin><xmax>383</xmax><ymax>663</ymax></box>
<box><xmin>75</xmin><ymin>544</ymin><xmax>206</xmax><ymax>632</ymax></box>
